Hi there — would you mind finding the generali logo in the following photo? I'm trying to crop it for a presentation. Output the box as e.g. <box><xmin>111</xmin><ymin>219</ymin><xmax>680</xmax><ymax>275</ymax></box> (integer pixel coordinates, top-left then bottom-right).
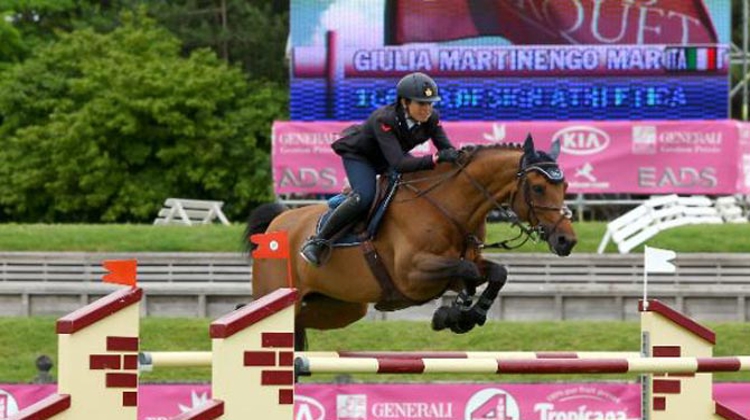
<box><xmin>553</xmin><ymin>126</ymin><xmax>610</xmax><ymax>156</ymax></box>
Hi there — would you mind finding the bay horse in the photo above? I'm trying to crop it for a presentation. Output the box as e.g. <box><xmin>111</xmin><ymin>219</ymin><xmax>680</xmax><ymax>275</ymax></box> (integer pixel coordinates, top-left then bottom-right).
<box><xmin>245</xmin><ymin>135</ymin><xmax>577</xmax><ymax>350</ymax></box>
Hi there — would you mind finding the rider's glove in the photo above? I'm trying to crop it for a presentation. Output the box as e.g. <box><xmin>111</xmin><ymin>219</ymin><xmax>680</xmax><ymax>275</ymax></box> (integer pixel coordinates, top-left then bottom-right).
<box><xmin>435</xmin><ymin>148</ymin><xmax>459</xmax><ymax>164</ymax></box>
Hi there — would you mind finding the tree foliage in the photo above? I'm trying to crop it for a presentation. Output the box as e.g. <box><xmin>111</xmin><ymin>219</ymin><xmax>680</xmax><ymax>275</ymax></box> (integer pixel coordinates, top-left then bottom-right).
<box><xmin>0</xmin><ymin>14</ymin><xmax>284</xmax><ymax>222</ymax></box>
<box><xmin>0</xmin><ymin>1</ymin><xmax>129</xmax><ymax>64</ymax></box>
<box><xmin>148</xmin><ymin>0</ymin><xmax>289</xmax><ymax>84</ymax></box>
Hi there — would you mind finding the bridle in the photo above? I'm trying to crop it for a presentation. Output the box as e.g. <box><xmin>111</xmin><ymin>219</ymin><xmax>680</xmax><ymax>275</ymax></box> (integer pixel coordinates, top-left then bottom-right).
<box><xmin>506</xmin><ymin>162</ymin><xmax>573</xmax><ymax>245</ymax></box>
<box><xmin>398</xmin><ymin>147</ymin><xmax>572</xmax><ymax>251</ymax></box>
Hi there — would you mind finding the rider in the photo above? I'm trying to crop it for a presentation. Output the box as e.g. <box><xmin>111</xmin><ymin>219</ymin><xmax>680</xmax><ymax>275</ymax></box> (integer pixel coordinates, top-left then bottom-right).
<box><xmin>300</xmin><ymin>72</ymin><xmax>460</xmax><ymax>267</ymax></box>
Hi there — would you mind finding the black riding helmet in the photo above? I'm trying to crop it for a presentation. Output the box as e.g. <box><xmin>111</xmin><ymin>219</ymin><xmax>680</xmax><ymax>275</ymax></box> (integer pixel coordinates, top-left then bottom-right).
<box><xmin>396</xmin><ymin>72</ymin><xmax>441</xmax><ymax>103</ymax></box>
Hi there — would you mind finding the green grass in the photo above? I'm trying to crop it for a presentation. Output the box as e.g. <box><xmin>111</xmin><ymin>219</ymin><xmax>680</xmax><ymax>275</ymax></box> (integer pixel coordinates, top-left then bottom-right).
<box><xmin>0</xmin><ymin>224</ymin><xmax>247</xmax><ymax>252</ymax></box>
<box><xmin>0</xmin><ymin>222</ymin><xmax>749</xmax><ymax>252</ymax></box>
<box><xmin>2</xmin><ymin>317</ymin><xmax>749</xmax><ymax>384</ymax></box>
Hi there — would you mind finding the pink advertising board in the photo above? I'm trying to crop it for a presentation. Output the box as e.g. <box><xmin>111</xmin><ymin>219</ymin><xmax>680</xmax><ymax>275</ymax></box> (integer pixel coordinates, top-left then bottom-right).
<box><xmin>273</xmin><ymin>120</ymin><xmax>750</xmax><ymax>196</ymax></box>
<box><xmin>2</xmin><ymin>382</ymin><xmax>750</xmax><ymax>419</ymax></box>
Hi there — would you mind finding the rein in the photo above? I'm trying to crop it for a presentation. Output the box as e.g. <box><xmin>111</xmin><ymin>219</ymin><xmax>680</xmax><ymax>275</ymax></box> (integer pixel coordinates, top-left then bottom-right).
<box><xmin>397</xmin><ymin>147</ymin><xmax>572</xmax><ymax>252</ymax></box>
<box><xmin>397</xmin><ymin>166</ymin><xmax>477</xmax><ymax>256</ymax></box>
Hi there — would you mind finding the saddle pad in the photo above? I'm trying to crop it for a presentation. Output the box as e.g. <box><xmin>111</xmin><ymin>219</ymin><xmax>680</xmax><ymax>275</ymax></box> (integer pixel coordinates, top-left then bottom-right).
<box><xmin>315</xmin><ymin>177</ymin><xmax>399</xmax><ymax>247</ymax></box>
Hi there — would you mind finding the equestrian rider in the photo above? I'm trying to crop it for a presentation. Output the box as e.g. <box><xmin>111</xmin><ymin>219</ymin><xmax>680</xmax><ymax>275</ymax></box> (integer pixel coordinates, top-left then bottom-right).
<box><xmin>300</xmin><ymin>72</ymin><xmax>459</xmax><ymax>267</ymax></box>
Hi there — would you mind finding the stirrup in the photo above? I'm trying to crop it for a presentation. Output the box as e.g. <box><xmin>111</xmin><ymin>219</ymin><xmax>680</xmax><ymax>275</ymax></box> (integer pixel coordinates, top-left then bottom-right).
<box><xmin>300</xmin><ymin>238</ymin><xmax>333</xmax><ymax>267</ymax></box>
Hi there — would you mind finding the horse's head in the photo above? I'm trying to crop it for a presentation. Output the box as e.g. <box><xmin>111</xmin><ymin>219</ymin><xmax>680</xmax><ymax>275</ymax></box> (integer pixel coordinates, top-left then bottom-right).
<box><xmin>511</xmin><ymin>134</ymin><xmax>577</xmax><ymax>256</ymax></box>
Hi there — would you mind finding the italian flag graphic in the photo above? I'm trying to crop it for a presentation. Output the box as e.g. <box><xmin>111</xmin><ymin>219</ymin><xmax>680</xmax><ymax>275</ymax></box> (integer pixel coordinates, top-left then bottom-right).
<box><xmin>685</xmin><ymin>47</ymin><xmax>719</xmax><ymax>70</ymax></box>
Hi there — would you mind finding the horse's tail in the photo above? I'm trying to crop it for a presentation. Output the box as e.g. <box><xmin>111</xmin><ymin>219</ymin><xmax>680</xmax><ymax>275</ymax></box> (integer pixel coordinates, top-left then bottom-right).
<box><xmin>242</xmin><ymin>202</ymin><xmax>289</xmax><ymax>255</ymax></box>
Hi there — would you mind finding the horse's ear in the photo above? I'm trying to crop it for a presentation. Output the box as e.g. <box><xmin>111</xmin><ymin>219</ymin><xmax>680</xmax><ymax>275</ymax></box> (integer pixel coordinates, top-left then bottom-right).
<box><xmin>523</xmin><ymin>133</ymin><xmax>535</xmax><ymax>155</ymax></box>
<box><xmin>548</xmin><ymin>138</ymin><xmax>561</xmax><ymax>161</ymax></box>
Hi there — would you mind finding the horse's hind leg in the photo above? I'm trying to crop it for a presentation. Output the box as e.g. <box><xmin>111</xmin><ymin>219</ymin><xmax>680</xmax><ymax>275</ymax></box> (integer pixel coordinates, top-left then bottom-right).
<box><xmin>295</xmin><ymin>323</ymin><xmax>308</xmax><ymax>351</ymax></box>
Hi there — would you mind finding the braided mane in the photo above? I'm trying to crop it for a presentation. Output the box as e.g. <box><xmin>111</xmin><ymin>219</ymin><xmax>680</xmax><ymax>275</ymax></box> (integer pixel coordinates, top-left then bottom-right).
<box><xmin>460</xmin><ymin>142</ymin><xmax>523</xmax><ymax>153</ymax></box>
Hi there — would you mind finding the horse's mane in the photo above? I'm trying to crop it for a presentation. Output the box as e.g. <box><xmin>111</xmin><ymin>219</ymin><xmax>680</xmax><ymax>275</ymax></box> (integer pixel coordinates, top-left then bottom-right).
<box><xmin>460</xmin><ymin>142</ymin><xmax>523</xmax><ymax>153</ymax></box>
<box><xmin>401</xmin><ymin>143</ymin><xmax>523</xmax><ymax>181</ymax></box>
<box><xmin>461</xmin><ymin>141</ymin><xmax>559</xmax><ymax>169</ymax></box>
<box><xmin>459</xmin><ymin>142</ymin><xmax>526</xmax><ymax>167</ymax></box>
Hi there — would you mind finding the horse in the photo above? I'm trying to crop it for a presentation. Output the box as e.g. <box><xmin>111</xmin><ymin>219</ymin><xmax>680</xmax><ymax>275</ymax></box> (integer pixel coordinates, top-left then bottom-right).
<box><xmin>245</xmin><ymin>134</ymin><xmax>577</xmax><ymax>350</ymax></box>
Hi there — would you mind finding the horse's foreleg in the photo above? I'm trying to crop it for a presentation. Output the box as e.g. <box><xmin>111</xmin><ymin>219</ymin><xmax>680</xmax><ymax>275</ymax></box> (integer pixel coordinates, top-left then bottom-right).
<box><xmin>431</xmin><ymin>259</ymin><xmax>507</xmax><ymax>334</ymax></box>
<box><xmin>463</xmin><ymin>260</ymin><xmax>507</xmax><ymax>327</ymax></box>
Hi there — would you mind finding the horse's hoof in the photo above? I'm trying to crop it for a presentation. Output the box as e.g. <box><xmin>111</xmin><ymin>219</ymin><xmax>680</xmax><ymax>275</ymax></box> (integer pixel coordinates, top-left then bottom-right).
<box><xmin>468</xmin><ymin>308</ymin><xmax>488</xmax><ymax>327</ymax></box>
<box><xmin>450</xmin><ymin>320</ymin><xmax>475</xmax><ymax>334</ymax></box>
<box><xmin>431</xmin><ymin>306</ymin><xmax>451</xmax><ymax>331</ymax></box>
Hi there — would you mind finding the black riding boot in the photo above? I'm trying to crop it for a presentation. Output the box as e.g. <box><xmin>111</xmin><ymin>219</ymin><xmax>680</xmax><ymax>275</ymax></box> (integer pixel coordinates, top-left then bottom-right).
<box><xmin>300</xmin><ymin>194</ymin><xmax>363</xmax><ymax>267</ymax></box>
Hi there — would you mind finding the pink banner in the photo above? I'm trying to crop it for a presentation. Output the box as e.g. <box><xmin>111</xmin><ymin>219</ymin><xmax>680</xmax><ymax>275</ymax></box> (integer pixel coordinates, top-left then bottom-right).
<box><xmin>274</xmin><ymin>120</ymin><xmax>750</xmax><ymax>196</ymax></box>
<box><xmin>3</xmin><ymin>383</ymin><xmax>749</xmax><ymax>419</ymax></box>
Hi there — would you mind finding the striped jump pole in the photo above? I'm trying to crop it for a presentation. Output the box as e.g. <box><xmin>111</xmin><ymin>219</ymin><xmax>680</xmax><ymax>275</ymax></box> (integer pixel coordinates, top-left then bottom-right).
<box><xmin>139</xmin><ymin>350</ymin><xmax>641</xmax><ymax>369</ymax></box>
<box><xmin>300</xmin><ymin>350</ymin><xmax>641</xmax><ymax>360</ymax></box>
<box><xmin>294</xmin><ymin>355</ymin><xmax>750</xmax><ymax>375</ymax></box>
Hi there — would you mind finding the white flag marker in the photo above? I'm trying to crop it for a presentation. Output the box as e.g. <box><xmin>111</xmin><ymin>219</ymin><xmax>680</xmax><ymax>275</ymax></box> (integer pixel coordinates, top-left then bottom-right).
<box><xmin>643</xmin><ymin>246</ymin><xmax>677</xmax><ymax>310</ymax></box>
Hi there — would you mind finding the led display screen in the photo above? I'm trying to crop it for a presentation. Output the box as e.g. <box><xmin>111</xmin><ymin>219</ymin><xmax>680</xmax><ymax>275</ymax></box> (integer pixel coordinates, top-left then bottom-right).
<box><xmin>290</xmin><ymin>0</ymin><xmax>731</xmax><ymax>121</ymax></box>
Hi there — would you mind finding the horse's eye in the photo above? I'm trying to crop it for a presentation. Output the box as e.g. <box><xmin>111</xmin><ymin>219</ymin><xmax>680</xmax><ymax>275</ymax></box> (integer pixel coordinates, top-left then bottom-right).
<box><xmin>532</xmin><ymin>185</ymin><xmax>545</xmax><ymax>194</ymax></box>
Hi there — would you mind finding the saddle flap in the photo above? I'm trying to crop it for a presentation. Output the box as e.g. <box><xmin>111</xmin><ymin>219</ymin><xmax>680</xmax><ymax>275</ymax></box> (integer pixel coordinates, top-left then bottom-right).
<box><xmin>318</xmin><ymin>173</ymin><xmax>400</xmax><ymax>247</ymax></box>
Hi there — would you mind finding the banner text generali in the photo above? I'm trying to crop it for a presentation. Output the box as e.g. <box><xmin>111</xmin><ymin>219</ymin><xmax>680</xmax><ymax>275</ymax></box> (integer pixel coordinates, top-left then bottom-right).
<box><xmin>273</xmin><ymin>120</ymin><xmax>750</xmax><ymax>196</ymax></box>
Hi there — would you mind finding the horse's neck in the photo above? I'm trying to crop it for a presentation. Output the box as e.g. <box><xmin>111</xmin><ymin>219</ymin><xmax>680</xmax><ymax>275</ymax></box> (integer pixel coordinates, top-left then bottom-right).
<box><xmin>455</xmin><ymin>150</ymin><xmax>521</xmax><ymax>228</ymax></box>
<box><xmin>397</xmin><ymin>148</ymin><xmax>521</xmax><ymax>233</ymax></box>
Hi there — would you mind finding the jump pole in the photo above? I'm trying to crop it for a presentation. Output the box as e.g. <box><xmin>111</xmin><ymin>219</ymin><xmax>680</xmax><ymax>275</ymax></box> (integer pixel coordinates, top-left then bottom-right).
<box><xmin>141</xmin><ymin>350</ymin><xmax>642</xmax><ymax>368</ymax></box>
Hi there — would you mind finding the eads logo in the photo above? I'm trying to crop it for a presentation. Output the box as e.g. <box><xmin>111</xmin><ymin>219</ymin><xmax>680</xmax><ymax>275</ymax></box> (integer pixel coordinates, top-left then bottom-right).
<box><xmin>553</xmin><ymin>126</ymin><xmax>610</xmax><ymax>156</ymax></box>
<box><xmin>465</xmin><ymin>388</ymin><xmax>520</xmax><ymax>420</ymax></box>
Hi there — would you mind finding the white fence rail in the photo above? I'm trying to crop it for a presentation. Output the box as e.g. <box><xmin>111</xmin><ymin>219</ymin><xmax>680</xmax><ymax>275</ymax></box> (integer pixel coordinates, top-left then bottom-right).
<box><xmin>1</xmin><ymin>252</ymin><xmax>750</xmax><ymax>321</ymax></box>
<box><xmin>597</xmin><ymin>195</ymin><xmax>746</xmax><ymax>254</ymax></box>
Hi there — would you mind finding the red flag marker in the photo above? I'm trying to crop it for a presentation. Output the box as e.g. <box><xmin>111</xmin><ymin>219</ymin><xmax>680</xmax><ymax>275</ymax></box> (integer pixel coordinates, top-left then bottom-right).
<box><xmin>250</xmin><ymin>231</ymin><xmax>293</xmax><ymax>288</ymax></box>
<box><xmin>250</xmin><ymin>231</ymin><xmax>290</xmax><ymax>259</ymax></box>
<box><xmin>102</xmin><ymin>259</ymin><xmax>137</xmax><ymax>287</ymax></box>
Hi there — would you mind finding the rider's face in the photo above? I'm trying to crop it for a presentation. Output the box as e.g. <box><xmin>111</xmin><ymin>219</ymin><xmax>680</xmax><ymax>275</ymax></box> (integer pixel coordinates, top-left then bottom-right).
<box><xmin>404</xmin><ymin>99</ymin><xmax>433</xmax><ymax>123</ymax></box>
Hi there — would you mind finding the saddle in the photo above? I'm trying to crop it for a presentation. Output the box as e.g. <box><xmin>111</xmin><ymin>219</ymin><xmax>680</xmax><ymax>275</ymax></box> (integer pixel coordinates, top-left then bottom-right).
<box><xmin>315</xmin><ymin>173</ymin><xmax>424</xmax><ymax>311</ymax></box>
<box><xmin>314</xmin><ymin>173</ymin><xmax>399</xmax><ymax>246</ymax></box>
<box><xmin>313</xmin><ymin>173</ymin><xmax>428</xmax><ymax>311</ymax></box>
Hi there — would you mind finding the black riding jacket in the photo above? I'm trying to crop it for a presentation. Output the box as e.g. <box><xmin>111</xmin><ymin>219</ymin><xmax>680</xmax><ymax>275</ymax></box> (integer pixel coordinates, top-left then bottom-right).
<box><xmin>332</xmin><ymin>103</ymin><xmax>455</xmax><ymax>174</ymax></box>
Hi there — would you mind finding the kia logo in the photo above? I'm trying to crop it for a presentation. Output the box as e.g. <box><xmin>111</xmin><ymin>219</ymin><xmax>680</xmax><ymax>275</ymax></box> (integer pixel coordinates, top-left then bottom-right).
<box><xmin>553</xmin><ymin>126</ymin><xmax>610</xmax><ymax>155</ymax></box>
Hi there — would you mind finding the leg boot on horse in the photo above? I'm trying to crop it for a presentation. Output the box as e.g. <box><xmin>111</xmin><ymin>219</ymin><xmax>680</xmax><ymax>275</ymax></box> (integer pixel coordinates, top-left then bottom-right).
<box><xmin>300</xmin><ymin>193</ymin><xmax>363</xmax><ymax>267</ymax></box>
